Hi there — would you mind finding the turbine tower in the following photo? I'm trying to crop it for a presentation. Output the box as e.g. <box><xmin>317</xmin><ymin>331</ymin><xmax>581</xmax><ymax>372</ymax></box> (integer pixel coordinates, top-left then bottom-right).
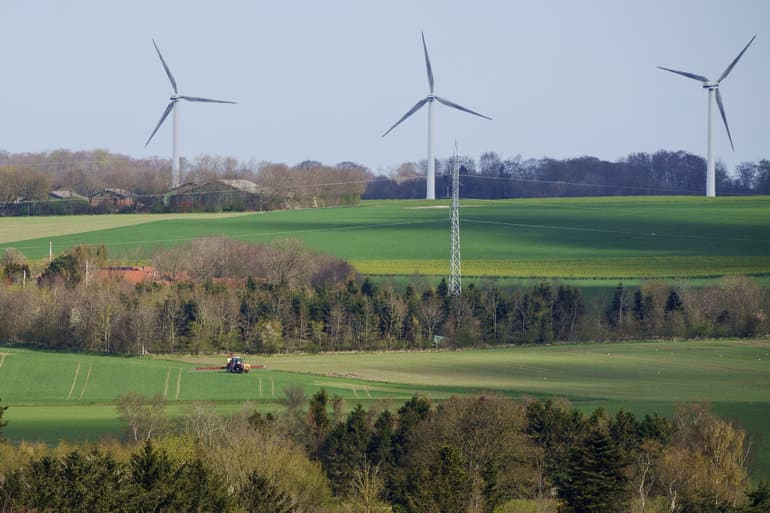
<box><xmin>449</xmin><ymin>141</ymin><xmax>461</xmax><ymax>296</ymax></box>
<box><xmin>145</xmin><ymin>39</ymin><xmax>237</xmax><ymax>188</ymax></box>
<box><xmin>658</xmin><ymin>35</ymin><xmax>755</xmax><ymax>197</ymax></box>
<box><xmin>382</xmin><ymin>32</ymin><xmax>491</xmax><ymax>200</ymax></box>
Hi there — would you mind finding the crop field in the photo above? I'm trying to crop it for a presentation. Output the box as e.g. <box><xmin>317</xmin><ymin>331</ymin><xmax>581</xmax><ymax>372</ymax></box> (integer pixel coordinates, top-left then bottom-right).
<box><xmin>1</xmin><ymin>340</ymin><xmax>769</xmax><ymax>479</ymax></box>
<box><xmin>2</xmin><ymin>196</ymin><xmax>770</xmax><ymax>279</ymax></box>
<box><xmin>0</xmin><ymin>212</ymin><xmax>251</xmax><ymax>245</ymax></box>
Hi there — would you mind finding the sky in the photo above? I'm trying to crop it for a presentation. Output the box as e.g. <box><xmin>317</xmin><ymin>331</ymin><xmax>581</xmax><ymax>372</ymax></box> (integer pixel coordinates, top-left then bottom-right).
<box><xmin>1</xmin><ymin>1</ymin><xmax>768</xmax><ymax>175</ymax></box>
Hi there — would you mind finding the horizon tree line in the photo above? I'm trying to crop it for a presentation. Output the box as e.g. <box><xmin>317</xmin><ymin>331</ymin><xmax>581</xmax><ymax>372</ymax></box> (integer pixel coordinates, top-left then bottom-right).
<box><xmin>2</xmin><ymin>148</ymin><xmax>770</xmax><ymax>214</ymax></box>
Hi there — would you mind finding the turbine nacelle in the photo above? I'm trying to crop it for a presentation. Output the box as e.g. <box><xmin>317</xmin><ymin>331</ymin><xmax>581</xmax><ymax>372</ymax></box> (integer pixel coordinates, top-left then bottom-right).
<box><xmin>702</xmin><ymin>81</ymin><xmax>719</xmax><ymax>90</ymax></box>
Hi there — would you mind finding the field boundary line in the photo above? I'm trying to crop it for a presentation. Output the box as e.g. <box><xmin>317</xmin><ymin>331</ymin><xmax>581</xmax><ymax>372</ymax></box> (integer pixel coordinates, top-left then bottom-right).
<box><xmin>163</xmin><ymin>368</ymin><xmax>171</xmax><ymax>398</ymax></box>
<box><xmin>78</xmin><ymin>362</ymin><xmax>93</xmax><ymax>400</ymax></box>
<box><xmin>175</xmin><ymin>368</ymin><xmax>182</xmax><ymax>400</ymax></box>
<box><xmin>66</xmin><ymin>361</ymin><xmax>81</xmax><ymax>400</ymax></box>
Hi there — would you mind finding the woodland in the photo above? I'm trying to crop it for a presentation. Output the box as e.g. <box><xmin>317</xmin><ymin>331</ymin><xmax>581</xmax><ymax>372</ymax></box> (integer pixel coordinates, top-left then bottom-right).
<box><xmin>0</xmin><ymin>392</ymin><xmax>766</xmax><ymax>513</ymax></box>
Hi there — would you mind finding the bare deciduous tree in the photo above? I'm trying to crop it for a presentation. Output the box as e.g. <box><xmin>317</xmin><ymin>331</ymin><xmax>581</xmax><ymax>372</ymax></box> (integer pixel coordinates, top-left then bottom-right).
<box><xmin>115</xmin><ymin>392</ymin><xmax>169</xmax><ymax>442</ymax></box>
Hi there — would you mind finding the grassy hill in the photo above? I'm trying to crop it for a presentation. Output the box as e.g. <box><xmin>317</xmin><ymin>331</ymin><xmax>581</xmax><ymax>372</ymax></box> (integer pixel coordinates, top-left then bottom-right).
<box><xmin>1</xmin><ymin>340</ymin><xmax>769</xmax><ymax>480</ymax></box>
<box><xmin>2</xmin><ymin>196</ymin><xmax>769</xmax><ymax>278</ymax></box>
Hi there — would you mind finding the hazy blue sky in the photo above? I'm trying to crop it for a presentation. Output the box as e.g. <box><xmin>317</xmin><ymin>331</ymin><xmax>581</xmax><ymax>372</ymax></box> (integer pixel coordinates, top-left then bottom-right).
<box><xmin>1</xmin><ymin>1</ymin><xmax>768</xmax><ymax>174</ymax></box>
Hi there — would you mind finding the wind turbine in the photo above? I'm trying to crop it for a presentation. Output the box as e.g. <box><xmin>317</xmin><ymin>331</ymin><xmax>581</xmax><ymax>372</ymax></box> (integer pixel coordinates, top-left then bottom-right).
<box><xmin>382</xmin><ymin>32</ymin><xmax>491</xmax><ymax>200</ymax></box>
<box><xmin>145</xmin><ymin>39</ymin><xmax>236</xmax><ymax>188</ymax></box>
<box><xmin>658</xmin><ymin>35</ymin><xmax>756</xmax><ymax>197</ymax></box>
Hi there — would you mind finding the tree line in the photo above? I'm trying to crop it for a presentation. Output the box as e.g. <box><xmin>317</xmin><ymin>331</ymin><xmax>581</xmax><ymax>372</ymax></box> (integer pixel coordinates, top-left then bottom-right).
<box><xmin>0</xmin><ymin>149</ymin><xmax>368</xmax><ymax>215</ymax></box>
<box><xmin>3</xmin><ymin>148</ymin><xmax>770</xmax><ymax>215</ymax></box>
<box><xmin>0</xmin><ymin>392</ymin><xmax>767</xmax><ymax>513</ymax></box>
<box><xmin>1</xmin><ymin>239</ymin><xmax>768</xmax><ymax>356</ymax></box>
<box><xmin>364</xmin><ymin>150</ymin><xmax>770</xmax><ymax>199</ymax></box>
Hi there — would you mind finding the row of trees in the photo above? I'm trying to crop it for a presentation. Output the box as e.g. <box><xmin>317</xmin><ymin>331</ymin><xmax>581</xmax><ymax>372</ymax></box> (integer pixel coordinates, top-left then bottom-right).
<box><xmin>0</xmin><ymin>149</ymin><xmax>169</xmax><ymax>200</ymax></box>
<box><xmin>1</xmin><ymin>392</ymin><xmax>766</xmax><ymax>513</ymax></box>
<box><xmin>3</xmin><ymin>148</ymin><xmax>770</xmax><ymax>212</ymax></box>
<box><xmin>0</xmin><ymin>150</ymin><xmax>369</xmax><ymax>215</ymax></box>
<box><xmin>1</xmin><ymin>240</ymin><xmax>768</xmax><ymax>355</ymax></box>
<box><xmin>364</xmin><ymin>151</ymin><xmax>770</xmax><ymax>199</ymax></box>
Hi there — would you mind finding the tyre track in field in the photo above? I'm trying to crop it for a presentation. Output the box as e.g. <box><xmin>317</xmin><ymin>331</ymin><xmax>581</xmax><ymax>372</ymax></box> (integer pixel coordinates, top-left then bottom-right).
<box><xmin>163</xmin><ymin>368</ymin><xmax>171</xmax><ymax>398</ymax></box>
<box><xmin>78</xmin><ymin>362</ymin><xmax>93</xmax><ymax>400</ymax></box>
<box><xmin>66</xmin><ymin>361</ymin><xmax>81</xmax><ymax>400</ymax></box>
<box><xmin>175</xmin><ymin>368</ymin><xmax>182</xmax><ymax>400</ymax></box>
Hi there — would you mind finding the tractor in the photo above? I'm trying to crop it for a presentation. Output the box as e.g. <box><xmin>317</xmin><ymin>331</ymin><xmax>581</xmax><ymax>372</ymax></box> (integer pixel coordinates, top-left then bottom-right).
<box><xmin>194</xmin><ymin>355</ymin><xmax>264</xmax><ymax>374</ymax></box>
<box><xmin>225</xmin><ymin>356</ymin><xmax>251</xmax><ymax>373</ymax></box>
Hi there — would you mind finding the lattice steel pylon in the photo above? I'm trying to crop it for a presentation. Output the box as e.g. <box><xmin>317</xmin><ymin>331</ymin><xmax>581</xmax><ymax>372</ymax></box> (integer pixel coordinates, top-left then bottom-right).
<box><xmin>449</xmin><ymin>142</ymin><xmax>462</xmax><ymax>296</ymax></box>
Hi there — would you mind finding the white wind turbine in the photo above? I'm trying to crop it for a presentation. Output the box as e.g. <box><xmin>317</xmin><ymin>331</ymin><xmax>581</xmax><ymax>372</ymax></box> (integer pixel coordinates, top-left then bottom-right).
<box><xmin>145</xmin><ymin>39</ymin><xmax>236</xmax><ymax>188</ymax></box>
<box><xmin>382</xmin><ymin>32</ymin><xmax>491</xmax><ymax>200</ymax></box>
<box><xmin>658</xmin><ymin>35</ymin><xmax>756</xmax><ymax>197</ymax></box>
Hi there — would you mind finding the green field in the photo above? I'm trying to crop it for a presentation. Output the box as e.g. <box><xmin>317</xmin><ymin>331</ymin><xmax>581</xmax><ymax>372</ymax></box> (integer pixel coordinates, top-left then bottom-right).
<box><xmin>0</xmin><ymin>212</ymin><xmax>251</xmax><ymax>245</ymax></box>
<box><xmin>2</xmin><ymin>341</ymin><xmax>769</xmax><ymax>479</ymax></box>
<box><xmin>2</xmin><ymin>196</ymin><xmax>770</xmax><ymax>278</ymax></box>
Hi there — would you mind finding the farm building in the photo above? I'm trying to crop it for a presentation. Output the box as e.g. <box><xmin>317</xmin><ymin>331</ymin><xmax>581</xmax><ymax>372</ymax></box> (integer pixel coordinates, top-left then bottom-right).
<box><xmin>49</xmin><ymin>189</ymin><xmax>87</xmax><ymax>201</ymax></box>
<box><xmin>89</xmin><ymin>188</ymin><xmax>139</xmax><ymax>210</ymax></box>
<box><xmin>166</xmin><ymin>178</ymin><xmax>273</xmax><ymax>212</ymax></box>
<box><xmin>92</xmin><ymin>266</ymin><xmax>158</xmax><ymax>284</ymax></box>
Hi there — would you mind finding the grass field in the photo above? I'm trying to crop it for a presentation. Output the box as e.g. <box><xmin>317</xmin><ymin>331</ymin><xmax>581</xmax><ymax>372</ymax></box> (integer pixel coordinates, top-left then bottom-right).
<box><xmin>0</xmin><ymin>212</ymin><xmax>251</xmax><ymax>245</ymax></box>
<box><xmin>1</xmin><ymin>340</ymin><xmax>769</xmax><ymax>480</ymax></box>
<box><xmin>2</xmin><ymin>196</ymin><xmax>770</xmax><ymax>278</ymax></box>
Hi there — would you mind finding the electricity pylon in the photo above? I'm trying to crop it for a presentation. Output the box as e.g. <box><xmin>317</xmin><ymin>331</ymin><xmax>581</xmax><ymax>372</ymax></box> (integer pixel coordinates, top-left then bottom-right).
<box><xmin>449</xmin><ymin>142</ymin><xmax>461</xmax><ymax>296</ymax></box>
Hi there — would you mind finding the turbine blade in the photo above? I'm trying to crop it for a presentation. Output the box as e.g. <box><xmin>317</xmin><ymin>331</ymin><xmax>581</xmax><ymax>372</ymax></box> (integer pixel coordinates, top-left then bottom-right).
<box><xmin>178</xmin><ymin>95</ymin><xmax>237</xmax><ymax>104</ymax></box>
<box><xmin>421</xmin><ymin>32</ymin><xmax>434</xmax><ymax>94</ymax></box>
<box><xmin>381</xmin><ymin>98</ymin><xmax>429</xmax><ymax>137</ymax></box>
<box><xmin>153</xmin><ymin>39</ymin><xmax>178</xmax><ymax>95</ymax></box>
<box><xmin>718</xmin><ymin>35</ymin><xmax>756</xmax><ymax>83</ymax></box>
<box><xmin>657</xmin><ymin>66</ymin><xmax>708</xmax><ymax>83</ymax></box>
<box><xmin>145</xmin><ymin>102</ymin><xmax>175</xmax><ymax>147</ymax></box>
<box><xmin>715</xmin><ymin>89</ymin><xmax>734</xmax><ymax>151</ymax></box>
<box><xmin>434</xmin><ymin>96</ymin><xmax>492</xmax><ymax>120</ymax></box>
